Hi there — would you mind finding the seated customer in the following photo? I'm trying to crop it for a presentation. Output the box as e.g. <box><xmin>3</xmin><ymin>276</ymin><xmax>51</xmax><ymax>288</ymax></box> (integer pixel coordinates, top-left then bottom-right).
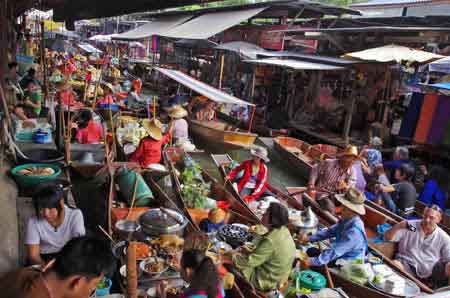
<box><xmin>231</xmin><ymin>202</ymin><xmax>296</xmax><ymax>291</ymax></box>
<box><xmin>385</xmin><ymin>205</ymin><xmax>450</xmax><ymax>287</ymax></box>
<box><xmin>376</xmin><ymin>163</ymin><xmax>416</xmax><ymax>217</ymax></box>
<box><xmin>0</xmin><ymin>236</ymin><xmax>116</xmax><ymax>298</ymax></box>
<box><xmin>26</xmin><ymin>186</ymin><xmax>86</xmax><ymax>265</ymax></box>
<box><xmin>418</xmin><ymin>165</ymin><xmax>449</xmax><ymax>211</ymax></box>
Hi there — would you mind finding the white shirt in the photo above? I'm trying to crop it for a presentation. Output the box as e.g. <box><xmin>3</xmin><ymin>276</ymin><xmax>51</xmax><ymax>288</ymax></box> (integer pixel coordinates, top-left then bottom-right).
<box><xmin>392</xmin><ymin>220</ymin><xmax>450</xmax><ymax>278</ymax></box>
<box><xmin>25</xmin><ymin>205</ymin><xmax>86</xmax><ymax>254</ymax></box>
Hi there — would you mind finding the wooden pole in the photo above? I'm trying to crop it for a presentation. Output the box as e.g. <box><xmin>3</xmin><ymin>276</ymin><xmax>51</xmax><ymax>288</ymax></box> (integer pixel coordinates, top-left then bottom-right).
<box><xmin>342</xmin><ymin>75</ymin><xmax>358</xmax><ymax>145</ymax></box>
<box><xmin>248</xmin><ymin>105</ymin><xmax>256</xmax><ymax>133</ymax></box>
<box><xmin>126</xmin><ymin>242</ymin><xmax>138</xmax><ymax>298</ymax></box>
<box><xmin>153</xmin><ymin>96</ymin><xmax>156</xmax><ymax>119</ymax></box>
<box><xmin>0</xmin><ymin>84</ymin><xmax>12</xmax><ymax>132</ymax></box>
<box><xmin>40</xmin><ymin>21</ymin><xmax>48</xmax><ymax>105</ymax></box>
<box><xmin>218</xmin><ymin>54</ymin><xmax>224</xmax><ymax>90</ymax></box>
<box><xmin>91</xmin><ymin>65</ymin><xmax>103</xmax><ymax>109</ymax></box>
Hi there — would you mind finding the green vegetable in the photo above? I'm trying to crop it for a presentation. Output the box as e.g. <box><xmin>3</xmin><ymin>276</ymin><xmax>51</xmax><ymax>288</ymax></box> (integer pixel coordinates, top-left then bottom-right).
<box><xmin>180</xmin><ymin>158</ymin><xmax>211</xmax><ymax>209</ymax></box>
<box><xmin>96</xmin><ymin>277</ymin><xmax>108</xmax><ymax>289</ymax></box>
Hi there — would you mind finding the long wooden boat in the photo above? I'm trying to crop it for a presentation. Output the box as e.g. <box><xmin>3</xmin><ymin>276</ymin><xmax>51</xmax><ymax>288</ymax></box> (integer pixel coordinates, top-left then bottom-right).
<box><xmin>188</xmin><ymin>119</ymin><xmax>258</xmax><ymax>150</ymax></box>
<box><xmin>273</xmin><ymin>136</ymin><xmax>339</xmax><ymax>179</ymax></box>
<box><xmin>164</xmin><ymin>147</ymin><xmax>267</xmax><ymax>298</ymax></box>
<box><xmin>211</xmin><ymin>154</ymin><xmax>434</xmax><ymax>297</ymax></box>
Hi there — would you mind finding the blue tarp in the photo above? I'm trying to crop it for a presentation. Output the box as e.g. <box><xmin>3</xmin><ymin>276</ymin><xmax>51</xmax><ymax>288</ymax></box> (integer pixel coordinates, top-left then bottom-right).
<box><xmin>428</xmin><ymin>82</ymin><xmax>450</xmax><ymax>90</ymax></box>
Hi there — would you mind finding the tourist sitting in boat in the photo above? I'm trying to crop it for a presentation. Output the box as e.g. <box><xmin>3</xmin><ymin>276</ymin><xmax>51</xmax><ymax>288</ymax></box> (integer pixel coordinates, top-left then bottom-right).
<box><xmin>298</xmin><ymin>188</ymin><xmax>368</xmax><ymax>267</ymax></box>
<box><xmin>230</xmin><ymin>202</ymin><xmax>296</xmax><ymax>291</ymax></box>
<box><xmin>195</xmin><ymin>100</ymin><xmax>216</xmax><ymax>121</ymax></box>
<box><xmin>225</xmin><ymin>146</ymin><xmax>271</xmax><ymax>203</ymax></box>
<box><xmin>385</xmin><ymin>205</ymin><xmax>450</xmax><ymax>287</ymax></box>
<box><xmin>0</xmin><ymin>237</ymin><xmax>115</xmax><ymax>297</ymax></box>
<box><xmin>25</xmin><ymin>185</ymin><xmax>86</xmax><ymax>265</ymax></box>
<box><xmin>375</xmin><ymin>163</ymin><xmax>416</xmax><ymax>217</ymax></box>
<box><xmin>14</xmin><ymin>81</ymin><xmax>42</xmax><ymax>120</ymax></box>
<box><xmin>383</xmin><ymin>146</ymin><xmax>412</xmax><ymax>182</ymax></box>
<box><xmin>230</xmin><ymin>104</ymin><xmax>249</xmax><ymax>123</ymax></box>
<box><xmin>364</xmin><ymin>164</ymin><xmax>391</xmax><ymax>201</ymax></box>
<box><xmin>74</xmin><ymin>110</ymin><xmax>104</xmax><ymax>144</ymax></box>
<box><xmin>159</xmin><ymin>249</ymin><xmax>225</xmax><ymax>298</ymax></box>
<box><xmin>418</xmin><ymin>165</ymin><xmax>449</xmax><ymax>211</ymax></box>
<box><xmin>130</xmin><ymin>119</ymin><xmax>173</xmax><ymax>168</ymax></box>
<box><xmin>307</xmin><ymin>145</ymin><xmax>358</xmax><ymax>214</ymax></box>
<box><xmin>361</xmin><ymin>137</ymin><xmax>383</xmax><ymax>176</ymax></box>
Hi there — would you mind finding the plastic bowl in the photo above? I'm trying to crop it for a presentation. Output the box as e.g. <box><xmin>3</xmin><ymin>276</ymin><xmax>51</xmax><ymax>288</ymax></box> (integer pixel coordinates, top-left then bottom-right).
<box><xmin>139</xmin><ymin>257</ymin><xmax>169</xmax><ymax>276</ymax></box>
<box><xmin>11</xmin><ymin>163</ymin><xmax>61</xmax><ymax>188</ymax></box>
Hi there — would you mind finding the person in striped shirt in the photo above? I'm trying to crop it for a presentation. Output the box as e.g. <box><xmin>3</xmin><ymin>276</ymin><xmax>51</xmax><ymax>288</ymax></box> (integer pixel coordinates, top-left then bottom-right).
<box><xmin>308</xmin><ymin>145</ymin><xmax>358</xmax><ymax>214</ymax></box>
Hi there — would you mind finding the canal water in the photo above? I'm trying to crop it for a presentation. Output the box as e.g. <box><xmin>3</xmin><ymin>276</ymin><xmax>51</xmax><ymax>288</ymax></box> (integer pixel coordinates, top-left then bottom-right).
<box><xmin>190</xmin><ymin>138</ymin><xmax>307</xmax><ymax>191</ymax></box>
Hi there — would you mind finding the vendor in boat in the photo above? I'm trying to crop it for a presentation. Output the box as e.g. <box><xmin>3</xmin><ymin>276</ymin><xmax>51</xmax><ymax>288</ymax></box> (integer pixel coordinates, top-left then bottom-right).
<box><xmin>307</xmin><ymin>145</ymin><xmax>358</xmax><ymax>213</ymax></box>
<box><xmin>385</xmin><ymin>205</ymin><xmax>450</xmax><ymax>287</ymax></box>
<box><xmin>14</xmin><ymin>81</ymin><xmax>42</xmax><ymax>120</ymax></box>
<box><xmin>229</xmin><ymin>202</ymin><xmax>296</xmax><ymax>291</ymax></box>
<box><xmin>197</xmin><ymin>100</ymin><xmax>216</xmax><ymax>121</ymax></box>
<box><xmin>298</xmin><ymin>188</ymin><xmax>368</xmax><ymax>268</ymax></box>
<box><xmin>159</xmin><ymin>249</ymin><xmax>225</xmax><ymax>298</ymax></box>
<box><xmin>375</xmin><ymin>163</ymin><xmax>416</xmax><ymax>217</ymax></box>
<box><xmin>169</xmin><ymin>105</ymin><xmax>189</xmax><ymax>143</ymax></box>
<box><xmin>0</xmin><ymin>237</ymin><xmax>116</xmax><ymax>298</ymax></box>
<box><xmin>225</xmin><ymin>146</ymin><xmax>271</xmax><ymax>203</ymax></box>
<box><xmin>126</xmin><ymin>84</ymin><xmax>147</xmax><ymax>110</ymax></box>
<box><xmin>96</xmin><ymin>83</ymin><xmax>116</xmax><ymax>106</ymax></box>
<box><xmin>130</xmin><ymin>118</ymin><xmax>173</xmax><ymax>168</ymax></box>
<box><xmin>111</xmin><ymin>78</ymin><xmax>123</xmax><ymax>94</ymax></box>
<box><xmin>26</xmin><ymin>185</ymin><xmax>86</xmax><ymax>265</ymax></box>
<box><xmin>74</xmin><ymin>110</ymin><xmax>104</xmax><ymax>144</ymax></box>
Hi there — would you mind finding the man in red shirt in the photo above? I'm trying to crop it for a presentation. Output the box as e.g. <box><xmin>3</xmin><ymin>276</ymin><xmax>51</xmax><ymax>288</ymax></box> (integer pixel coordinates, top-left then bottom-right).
<box><xmin>130</xmin><ymin>119</ymin><xmax>173</xmax><ymax>167</ymax></box>
<box><xmin>75</xmin><ymin>110</ymin><xmax>103</xmax><ymax>144</ymax></box>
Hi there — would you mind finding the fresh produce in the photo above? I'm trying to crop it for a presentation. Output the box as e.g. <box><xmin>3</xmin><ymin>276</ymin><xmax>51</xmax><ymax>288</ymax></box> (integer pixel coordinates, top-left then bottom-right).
<box><xmin>96</xmin><ymin>277</ymin><xmax>109</xmax><ymax>289</ymax></box>
<box><xmin>180</xmin><ymin>157</ymin><xmax>211</xmax><ymax>209</ymax></box>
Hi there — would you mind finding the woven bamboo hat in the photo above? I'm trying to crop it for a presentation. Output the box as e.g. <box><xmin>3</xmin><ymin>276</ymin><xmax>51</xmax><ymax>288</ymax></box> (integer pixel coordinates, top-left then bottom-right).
<box><xmin>169</xmin><ymin>105</ymin><xmax>188</xmax><ymax>119</ymax></box>
<box><xmin>142</xmin><ymin>119</ymin><xmax>163</xmax><ymax>141</ymax></box>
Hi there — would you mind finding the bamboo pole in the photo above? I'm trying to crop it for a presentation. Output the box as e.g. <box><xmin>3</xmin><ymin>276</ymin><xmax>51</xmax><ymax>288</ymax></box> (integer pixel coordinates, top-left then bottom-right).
<box><xmin>153</xmin><ymin>96</ymin><xmax>156</xmax><ymax>119</ymax></box>
<box><xmin>247</xmin><ymin>105</ymin><xmax>256</xmax><ymax>133</ymax></box>
<box><xmin>40</xmin><ymin>21</ymin><xmax>48</xmax><ymax>106</ymax></box>
<box><xmin>218</xmin><ymin>54</ymin><xmax>225</xmax><ymax>90</ymax></box>
<box><xmin>126</xmin><ymin>242</ymin><xmax>138</xmax><ymax>298</ymax></box>
<box><xmin>91</xmin><ymin>65</ymin><xmax>103</xmax><ymax>109</ymax></box>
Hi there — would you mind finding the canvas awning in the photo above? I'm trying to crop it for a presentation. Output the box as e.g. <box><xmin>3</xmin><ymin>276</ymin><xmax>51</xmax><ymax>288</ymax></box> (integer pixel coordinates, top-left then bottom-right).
<box><xmin>112</xmin><ymin>16</ymin><xmax>192</xmax><ymax>40</ymax></box>
<box><xmin>429</xmin><ymin>56</ymin><xmax>450</xmax><ymax>74</ymax></box>
<box><xmin>244</xmin><ymin>58</ymin><xmax>346</xmax><ymax>70</ymax></box>
<box><xmin>215</xmin><ymin>41</ymin><xmax>267</xmax><ymax>59</ymax></box>
<box><xmin>343</xmin><ymin>45</ymin><xmax>443</xmax><ymax>64</ymax></box>
<box><xmin>160</xmin><ymin>7</ymin><xmax>267</xmax><ymax>39</ymax></box>
<box><xmin>77</xmin><ymin>43</ymin><xmax>102</xmax><ymax>54</ymax></box>
<box><xmin>155</xmin><ymin>67</ymin><xmax>254</xmax><ymax>106</ymax></box>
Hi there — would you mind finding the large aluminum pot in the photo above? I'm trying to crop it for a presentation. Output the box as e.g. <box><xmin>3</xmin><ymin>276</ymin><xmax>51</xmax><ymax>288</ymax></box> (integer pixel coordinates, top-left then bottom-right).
<box><xmin>138</xmin><ymin>208</ymin><xmax>188</xmax><ymax>237</ymax></box>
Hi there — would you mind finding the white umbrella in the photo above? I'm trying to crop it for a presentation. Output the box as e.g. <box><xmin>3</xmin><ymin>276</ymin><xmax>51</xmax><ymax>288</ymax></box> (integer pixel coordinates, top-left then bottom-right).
<box><xmin>343</xmin><ymin>44</ymin><xmax>443</xmax><ymax>64</ymax></box>
<box><xmin>428</xmin><ymin>56</ymin><xmax>450</xmax><ymax>73</ymax></box>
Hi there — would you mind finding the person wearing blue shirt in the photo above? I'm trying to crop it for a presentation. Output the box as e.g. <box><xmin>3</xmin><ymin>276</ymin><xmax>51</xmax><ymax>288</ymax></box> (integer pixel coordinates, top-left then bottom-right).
<box><xmin>298</xmin><ymin>188</ymin><xmax>368</xmax><ymax>267</ymax></box>
<box><xmin>383</xmin><ymin>146</ymin><xmax>413</xmax><ymax>181</ymax></box>
<box><xmin>418</xmin><ymin>165</ymin><xmax>449</xmax><ymax>211</ymax></box>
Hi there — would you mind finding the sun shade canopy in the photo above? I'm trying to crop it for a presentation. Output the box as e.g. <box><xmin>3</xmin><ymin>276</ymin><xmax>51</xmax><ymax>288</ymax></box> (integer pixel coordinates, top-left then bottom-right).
<box><xmin>78</xmin><ymin>43</ymin><xmax>102</xmax><ymax>54</ymax></box>
<box><xmin>155</xmin><ymin>67</ymin><xmax>254</xmax><ymax>106</ymax></box>
<box><xmin>112</xmin><ymin>16</ymin><xmax>192</xmax><ymax>40</ymax></box>
<box><xmin>343</xmin><ymin>44</ymin><xmax>443</xmax><ymax>63</ymax></box>
<box><xmin>244</xmin><ymin>58</ymin><xmax>346</xmax><ymax>70</ymax></box>
<box><xmin>160</xmin><ymin>7</ymin><xmax>267</xmax><ymax>39</ymax></box>
<box><xmin>428</xmin><ymin>56</ymin><xmax>450</xmax><ymax>74</ymax></box>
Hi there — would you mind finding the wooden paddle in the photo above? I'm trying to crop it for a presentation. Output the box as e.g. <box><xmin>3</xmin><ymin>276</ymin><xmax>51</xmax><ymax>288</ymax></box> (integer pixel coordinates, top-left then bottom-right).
<box><xmin>126</xmin><ymin>176</ymin><xmax>139</xmax><ymax>220</ymax></box>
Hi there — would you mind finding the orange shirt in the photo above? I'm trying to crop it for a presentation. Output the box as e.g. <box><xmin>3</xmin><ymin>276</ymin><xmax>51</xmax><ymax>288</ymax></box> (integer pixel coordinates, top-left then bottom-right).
<box><xmin>130</xmin><ymin>133</ymin><xmax>171</xmax><ymax>167</ymax></box>
<box><xmin>76</xmin><ymin>120</ymin><xmax>104</xmax><ymax>144</ymax></box>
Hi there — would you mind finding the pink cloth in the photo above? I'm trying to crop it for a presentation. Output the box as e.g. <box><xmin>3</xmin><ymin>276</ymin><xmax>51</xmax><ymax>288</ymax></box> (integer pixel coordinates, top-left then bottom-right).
<box><xmin>76</xmin><ymin>120</ymin><xmax>103</xmax><ymax>144</ymax></box>
<box><xmin>173</xmin><ymin>118</ymin><xmax>188</xmax><ymax>140</ymax></box>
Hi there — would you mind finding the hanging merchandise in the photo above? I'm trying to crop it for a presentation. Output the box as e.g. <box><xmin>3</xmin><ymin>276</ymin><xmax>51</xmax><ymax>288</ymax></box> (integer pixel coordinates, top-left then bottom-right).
<box><xmin>413</xmin><ymin>94</ymin><xmax>439</xmax><ymax>144</ymax></box>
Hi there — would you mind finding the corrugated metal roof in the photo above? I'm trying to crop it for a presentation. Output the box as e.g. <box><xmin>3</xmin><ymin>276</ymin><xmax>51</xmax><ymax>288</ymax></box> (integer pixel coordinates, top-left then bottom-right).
<box><xmin>351</xmin><ymin>0</ymin><xmax>432</xmax><ymax>7</ymax></box>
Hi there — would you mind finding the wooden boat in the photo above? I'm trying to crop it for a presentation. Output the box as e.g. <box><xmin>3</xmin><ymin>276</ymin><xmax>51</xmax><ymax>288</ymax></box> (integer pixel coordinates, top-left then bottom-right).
<box><xmin>273</xmin><ymin>136</ymin><xmax>339</xmax><ymax>179</ymax></box>
<box><xmin>210</xmin><ymin>154</ymin><xmax>434</xmax><ymax>297</ymax></box>
<box><xmin>189</xmin><ymin>119</ymin><xmax>258</xmax><ymax>150</ymax></box>
<box><xmin>164</xmin><ymin>147</ymin><xmax>266</xmax><ymax>298</ymax></box>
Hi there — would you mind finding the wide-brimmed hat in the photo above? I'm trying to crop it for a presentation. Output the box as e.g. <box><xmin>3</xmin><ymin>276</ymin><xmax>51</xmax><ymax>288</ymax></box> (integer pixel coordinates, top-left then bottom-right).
<box><xmin>142</xmin><ymin>119</ymin><xmax>163</xmax><ymax>141</ymax></box>
<box><xmin>335</xmin><ymin>188</ymin><xmax>366</xmax><ymax>215</ymax></box>
<box><xmin>339</xmin><ymin>145</ymin><xmax>358</xmax><ymax>158</ymax></box>
<box><xmin>102</xmin><ymin>82</ymin><xmax>114</xmax><ymax>92</ymax></box>
<box><xmin>75</xmin><ymin>55</ymin><xmax>87</xmax><ymax>62</ymax></box>
<box><xmin>86</xmin><ymin>65</ymin><xmax>96</xmax><ymax>72</ymax></box>
<box><xmin>169</xmin><ymin>105</ymin><xmax>188</xmax><ymax>119</ymax></box>
<box><xmin>370</xmin><ymin>137</ymin><xmax>383</xmax><ymax>147</ymax></box>
<box><xmin>250</xmin><ymin>146</ymin><xmax>270</xmax><ymax>163</ymax></box>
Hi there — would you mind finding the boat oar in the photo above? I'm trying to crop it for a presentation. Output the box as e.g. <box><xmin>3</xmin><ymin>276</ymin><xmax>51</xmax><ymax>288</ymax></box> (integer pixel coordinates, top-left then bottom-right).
<box><xmin>318</xmin><ymin>242</ymin><xmax>335</xmax><ymax>288</ymax></box>
<box><xmin>98</xmin><ymin>225</ymin><xmax>116</xmax><ymax>245</ymax></box>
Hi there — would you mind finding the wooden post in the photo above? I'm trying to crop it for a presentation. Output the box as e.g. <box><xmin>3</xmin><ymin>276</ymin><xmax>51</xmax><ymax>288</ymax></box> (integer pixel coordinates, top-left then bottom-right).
<box><xmin>40</xmin><ymin>21</ymin><xmax>48</xmax><ymax>105</ymax></box>
<box><xmin>218</xmin><ymin>54</ymin><xmax>224</xmax><ymax>90</ymax></box>
<box><xmin>126</xmin><ymin>242</ymin><xmax>138</xmax><ymax>298</ymax></box>
<box><xmin>248</xmin><ymin>105</ymin><xmax>256</xmax><ymax>133</ymax></box>
<box><xmin>342</xmin><ymin>76</ymin><xmax>358</xmax><ymax>145</ymax></box>
<box><xmin>250</xmin><ymin>67</ymin><xmax>256</xmax><ymax>103</ymax></box>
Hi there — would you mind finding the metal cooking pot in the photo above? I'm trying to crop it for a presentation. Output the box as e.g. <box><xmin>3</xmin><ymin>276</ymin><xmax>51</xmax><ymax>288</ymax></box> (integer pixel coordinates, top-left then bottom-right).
<box><xmin>115</xmin><ymin>219</ymin><xmax>141</xmax><ymax>234</ymax></box>
<box><xmin>218</xmin><ymin>224</ymin><xmax>251</xmax><ymax>248</ymax></box>
<box><xmin>138</xmin><ymin>208</ymin><xmax>188</xmax><ymax>236</ymax></box>
<box><xmin>289</xmin><ymin>207</ymin><xmax>319</xmax><ymax>235</ymax></box>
